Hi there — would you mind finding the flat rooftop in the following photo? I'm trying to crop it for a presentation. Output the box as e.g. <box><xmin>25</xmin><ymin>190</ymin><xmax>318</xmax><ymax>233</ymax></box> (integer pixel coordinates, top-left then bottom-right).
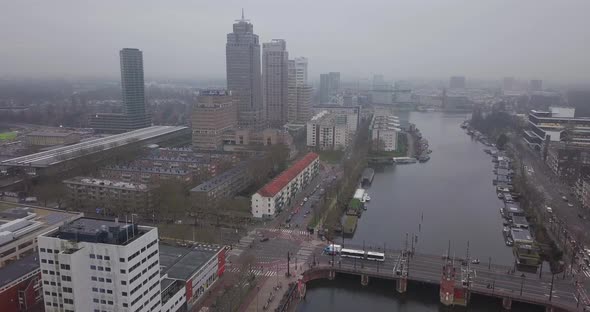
<box><xmin>511</xmin><ymin>228</ymin><xmax>533</xmax><ymax>242</ymax></box>
<box><xmin>0</xmin><ymin>204</ymin><xmax>82</xmax><ymax>252</ymax></box>
<box><xmin>159</xmin><ymin>243</ymin><xmax>222</xmax><ymax>281</ymax></box>
<box><xmin>190</xmin><ymin>162</ymin><xmax>247</xmax><ymax>192</ymax></box>
<box><xmin>0</xmin><ymin>253</ymin><xmax>39</xmax><ymax>289</ymax></box>
<box><xmin>47</xmin><ymin>217</ymin><xmax>149</xmax><ymax>246</ymax></box>
<box><xmin>27</xmin><ymin>131</ymin><xmax>76</xmax><ymax>137</ymax></box>
<box><xmin>1</xmin><ymin>126</ymin><xmax>188</xmax><ymax>168</ymax></box>
<box><xmin>63</xmin><ymin>177</ymin><xmax>151</xmax><ymax>191</ymax></box>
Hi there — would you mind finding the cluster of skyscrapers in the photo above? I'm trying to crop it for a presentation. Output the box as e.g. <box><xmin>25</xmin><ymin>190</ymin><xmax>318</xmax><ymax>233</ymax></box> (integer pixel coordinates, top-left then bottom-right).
<box><xmin>225</xmin><ymin>12</ymin><xmax>312</xmax><ymax>130</ymax></box>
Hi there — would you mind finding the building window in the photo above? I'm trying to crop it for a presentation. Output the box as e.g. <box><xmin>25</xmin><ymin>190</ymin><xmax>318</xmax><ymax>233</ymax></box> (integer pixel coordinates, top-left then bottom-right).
<box><xmin>120</xmin><ymin>258</ymin><xmax>125</xmax><ymax>262</ymax></box>
<box><xmin>90</xmin><ymin>254</ymin><xmax>96</xmax><ymax>259</ymax></box>
<box><xmin>91</xmin><ymin>276</ymin><xmax>97</xmax><ymax>281</ymax></box>
<box><xmin>60</xmin><ymin>264</ymin><xmax>71</xmax><ymax>270</ymax></box>
<box><xmin>90</xmin><ymin>265</ymin><xmax>96</xmax><ymax>270</ymax></box>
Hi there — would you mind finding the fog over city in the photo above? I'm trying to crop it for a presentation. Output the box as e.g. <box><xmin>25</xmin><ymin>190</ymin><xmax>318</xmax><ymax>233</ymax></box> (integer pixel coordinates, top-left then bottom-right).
<box><xmin>1</xmin><ymin>0</ymin><xmax>589</xmax><ymax>82</ymax></box>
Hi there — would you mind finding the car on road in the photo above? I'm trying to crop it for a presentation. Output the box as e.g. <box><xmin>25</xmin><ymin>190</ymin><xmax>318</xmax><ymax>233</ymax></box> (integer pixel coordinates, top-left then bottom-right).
<box><xmin>546</xmin><ymin>206</ymin><xmax>553</xmax><ymax>213</ymax></box>
<box><xmin>562</xmin><ymin>196</ymin><xmax>568</xmax><ymax>201</ymax></box>
<box><xmin>260</xmin><ymin>237</ymin><xmax>269</xmax><ymax>242</ymax></box>
<box><xmin>568</xmin><ymin>203</ymin><xmax>574</xmax><ymax>207</ymax></box>
<box><xmin>303</xmin><ymin>197</ymin><xmax>308</xmax><ymax>202</ymax></box>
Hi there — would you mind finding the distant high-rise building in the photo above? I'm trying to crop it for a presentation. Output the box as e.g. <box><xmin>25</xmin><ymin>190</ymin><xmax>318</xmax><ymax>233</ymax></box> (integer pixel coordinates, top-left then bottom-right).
<box><xmin>449</xmin><ymin>76</ymin><xmax>466</xmax><ymax>89</ymax></box>
<box><xmin>530</xmin><ymin>79</ymin><xmax>543</xmax><ymax>91</ymax></box>
<box><xmin>287</xmin><ymin>58</ymin><xmax>312</xmax><ymax>124</ymax></box>
<box><xmin>226</xmin><ymin>11</ymin><xmax>263</xmax><ymax>128</ymax></box>
<box><xmin>89</xmin><ymin>48</ymin><xmax>151</xmax><ymax>133</ymax></box>
<box><xmin>319</xmin><ymin>72</ymin><xmax>340</xmax><ymax>104</ymax></box>
<box><xmin>502</xmin><ymin>77</ymin><xmax>515</xmax><ymax>91</ymax></box>
<box><xmin>120</xmin><ymin>48</ymin><xmax>150</xmax><ymax>129</ymax></box>
<box><xmin>294</xmin><ymin>57</ymin><xmax>308</xmax><ymax>85</ymax></box>
<box><xmin>192</xmin><ymin>90</ymin><xmax>237</xmax><ymax>150</ymax></box>
<box><xmin>262</xmin><ymin>39</ymin><xmax>289</xmax><ymax>127</ymax></box>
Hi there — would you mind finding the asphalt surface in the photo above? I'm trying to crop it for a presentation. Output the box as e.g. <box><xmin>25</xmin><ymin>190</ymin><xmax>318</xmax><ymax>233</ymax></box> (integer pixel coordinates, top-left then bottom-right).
<box><xmin>309</xmin><ymin>246</ymin><xmax>585</xmax><ymax>310</ymax></box>
<box><xmin>509</xmin><ymin>136</ymin><xmax>590</xmax><ymax>281</ymax></box>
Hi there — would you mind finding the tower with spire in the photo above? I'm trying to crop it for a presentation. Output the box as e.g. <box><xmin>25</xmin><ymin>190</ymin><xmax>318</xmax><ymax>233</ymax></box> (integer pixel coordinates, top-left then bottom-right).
<box><xmin>226</xmin><ymin>10</ymin><xmax>264</xmax><ymax>128</ymax></box>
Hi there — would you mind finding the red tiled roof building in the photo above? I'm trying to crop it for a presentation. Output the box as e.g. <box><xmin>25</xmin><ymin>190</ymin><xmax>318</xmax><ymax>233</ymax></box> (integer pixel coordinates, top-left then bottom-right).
<box><xmin>251</xmin><ymin>152</ymin><xmax>320</xmax><ymax>218</ymax></box>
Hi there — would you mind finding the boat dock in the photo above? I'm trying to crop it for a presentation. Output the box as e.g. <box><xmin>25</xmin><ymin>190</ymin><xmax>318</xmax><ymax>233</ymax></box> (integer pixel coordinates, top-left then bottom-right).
<box><xmin>392</xmin><ymin>157</ymin><xmax>417</xmax><ymax>164</ymax></box>
<box><xmin>361</xmin><ymin>168</ymin><xmax>375</xmax><ymax>186</ymax></box>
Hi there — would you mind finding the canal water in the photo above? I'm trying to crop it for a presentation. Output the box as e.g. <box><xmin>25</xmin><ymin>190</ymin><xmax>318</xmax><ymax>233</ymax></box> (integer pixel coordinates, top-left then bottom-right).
<box><xmin>298</xmin><ymin>112</ymin><xmax>537</xmax><ymax>311</ymax></box>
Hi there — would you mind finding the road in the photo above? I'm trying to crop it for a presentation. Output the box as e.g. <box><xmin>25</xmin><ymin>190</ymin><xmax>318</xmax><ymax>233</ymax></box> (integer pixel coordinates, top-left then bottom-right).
<box><xmin>509</xmin><ymin>136</ymin><xmax>590</xmax><ymax>281</ymax></box>
<box><xmin>309</xmin><ymin>246</ymin><xmax>585</xmax><ymax>310</ymax></box>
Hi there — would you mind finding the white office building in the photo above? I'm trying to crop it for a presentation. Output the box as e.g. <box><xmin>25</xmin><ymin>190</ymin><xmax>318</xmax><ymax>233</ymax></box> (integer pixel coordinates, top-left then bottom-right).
<box><xmin>370</xmin><ymin>114</ymin><xmax>401</xmax><ymax>151</ymax></box>
<box><xmin>307</xmin><ymin>111</ymin><xmax>350</xmax><ymax>150</ymax></box>
<box><xmin>38</xmin><ymin>218</ymin><xmax>161</xmax><ymax>312</ymax></box>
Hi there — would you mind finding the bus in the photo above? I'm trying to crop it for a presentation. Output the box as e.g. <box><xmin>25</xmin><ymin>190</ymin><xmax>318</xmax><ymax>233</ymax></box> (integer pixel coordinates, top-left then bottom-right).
<box><xmin>341</xmin><ymin>248</ymin><xmax>365</xmax><ymax>259</ymax></box>
<box><xmin>366</xmin><ymin>251</ymin><xmax>385</xmax><ymax>262</ymax></box>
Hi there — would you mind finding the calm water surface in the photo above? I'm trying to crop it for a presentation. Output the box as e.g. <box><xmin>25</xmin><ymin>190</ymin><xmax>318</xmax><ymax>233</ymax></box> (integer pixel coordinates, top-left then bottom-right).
<box><xmin>298</xmin><ymin>112</ymin><xmax>538</xmax><ymax>312</ymax></box>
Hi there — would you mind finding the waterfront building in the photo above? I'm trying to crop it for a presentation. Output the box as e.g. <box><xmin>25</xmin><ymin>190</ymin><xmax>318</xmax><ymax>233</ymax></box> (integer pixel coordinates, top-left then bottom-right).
<box><xmin>191</xmin><ymin>90</ymin><xmax>237</xmax><ymax>151</ymax></box>
<box><xmin>89</xmin><ymin>48</ymin><xmax>151</xmax><ymax>133</ymax></box>
<box><xmin>522</xmin><ymin>107</ymin><xmax>586</xmax><ymax>150</ymax></box>
<box><xmin>226</xmin><ymin>11</ymin><xmax>263</xmax><ymax>128</ymax></box>
<box><xmin>313</xmin><ymin>105</ymin><xmax>360</xmax><ymax>133</ymax></box>
<box><xmin>262</xmin><ymin>39</ymin><xmax>289</xmax><ymax>127</ymax></box>
<box><xmin>370</xmin><ymin>114</ymin><xmax>401</xmax><ymax>152</ymax></box>
<box><xmin>319</xmin><ymin>72</ymin><xmax>340</xmax><ymax>104</ymax></box>
<box><xmin>251</xmin><ymin>152</ymin><xmax>319</xmax><ymax>218</ymax></box>
<box><xmin>25</xmin><ymin>131</ymin><xmax>80</xmax><ymax>147</ymax></box>
<box><xmin>544</xmin><ymin>143</ymin><xmax>590</xmax><ymax>183</ymax></box>
<box><xmin>306</xmin><ymin>111</ymin><xmax>350</xmax><ymax>151</ymax></box>
<box><xmin>63</xmin><ymin>177</ymin><xmax>155</xmax><ymax>217</ymax></box>
<box><xmin>449</xmin><ymin>76</ymin><xmax>466</xmax><ymax>89</ymax></box>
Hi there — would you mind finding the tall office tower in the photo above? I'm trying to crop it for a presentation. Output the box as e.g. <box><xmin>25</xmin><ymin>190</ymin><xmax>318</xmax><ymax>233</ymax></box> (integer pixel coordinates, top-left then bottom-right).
<box><xmin>288</xmin><ymin>59</ymin><xmax>312</xmax><ymax>123</ymax></box>
<box><xmin>262</xmin><ymin>39</ymin><xmax>289</xmax><ymax>127</ymax></box>
<box><xmin>502</xmin><ymin>77</ymin><xmax>515</xmax><ymax>91</ymax></box>
<box><xmin>38</xmin><ymin>218</ymin><xmax>161</xmax><ymax>312</ymax></box>
<box><xmin>449</xmin><ymin>76</ymin><xmax>466</xmax><ymax>89</ymax></box>
<box><xmin>120</xmin><ymin>48</ymin><xmax>150</xmax><ymax>129</ymax></box>
<box><xmin>319</xmin><ymin>72</ymin><xmax>340</xmax><ymax>104</ymax></box>
<box><xmin>530</xmin><ymin>79</ymin><xmax>543</xmax><ymax>91</ymax></box>
<box><xmin>294</xmin><ymin>57</ymin><xmax>308</xmax><ymax>85</ymax></box>
<box><xmin>89</xmin><ymin>48</ymin><xmax>151</xmax><ymax>133</ymax></box>
<box><xmin>226</xmin><ymin>11</ymin><xmax>263</xmax><ymax>128</ymax></box>
<box><xmin>192</xmin><ymin>90</ymin><xmax>237</xmax><ymax>150</ymax></box>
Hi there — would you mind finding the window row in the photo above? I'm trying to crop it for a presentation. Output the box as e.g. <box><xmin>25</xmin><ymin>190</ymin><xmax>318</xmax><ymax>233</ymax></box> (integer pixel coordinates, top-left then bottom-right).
<box><xmin>90</xmin><ymin>254</ymin><xmax>111</xmax><ymax>261</ymax></box>
<box><xmin>90</xmin><ymin>265</ymin><xmax>112</xmax><ymax>272</ymax></box>
<box><xmin>91</xmin><ymin>276</ymin><xmax>112</xmax><ymax>283</ymax></box>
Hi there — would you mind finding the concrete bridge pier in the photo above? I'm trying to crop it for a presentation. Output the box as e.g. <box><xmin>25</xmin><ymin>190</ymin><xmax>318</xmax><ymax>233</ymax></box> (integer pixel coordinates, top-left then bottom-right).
<box><xmin>396</xmin><ymin>277</ymin><xmax>407</xmax><ymax>294</ymax></box>
<box><xmin>361</xmin><ymin>274</ymin><xmax>369</xmax><ymax>286</ymax></box>
<box><xmin>328</xmin><ymin>270</ymin><xmax>335</xmax><ymax>281</ymax></box>
<box><xmin>502</xmin><ymin>297</ymin><xmax>512</xmax><ymax>310</ymax></box>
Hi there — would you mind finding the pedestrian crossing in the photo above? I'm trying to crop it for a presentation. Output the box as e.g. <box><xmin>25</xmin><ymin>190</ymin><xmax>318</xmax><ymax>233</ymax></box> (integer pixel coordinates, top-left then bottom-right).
<box><xmin>228</xmin><ymin>267</ymin><xmax>277</xmax><ymax>277</ymax></box>
<box><xmin>266</xmin><ymin>228</ymin><xmax>309</xmax><ymax>236</ymax></box>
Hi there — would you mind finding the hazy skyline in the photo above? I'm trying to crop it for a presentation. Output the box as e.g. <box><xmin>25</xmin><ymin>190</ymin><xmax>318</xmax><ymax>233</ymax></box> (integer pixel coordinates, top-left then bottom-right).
<box><xmin>1</xmin><ymin>0</ymin><xmax>589</xmax><ymax>83</ymax></box>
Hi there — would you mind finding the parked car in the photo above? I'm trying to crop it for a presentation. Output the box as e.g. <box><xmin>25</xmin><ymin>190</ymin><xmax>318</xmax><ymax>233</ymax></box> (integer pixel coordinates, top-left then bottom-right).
<box><xmin>260</xmin><ymin>237</ymin><xmax>269</xmax><ymax>242</ymax></box>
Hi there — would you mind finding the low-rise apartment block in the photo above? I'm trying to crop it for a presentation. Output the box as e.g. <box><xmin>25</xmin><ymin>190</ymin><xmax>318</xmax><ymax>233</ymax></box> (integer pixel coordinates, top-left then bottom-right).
<box><xmin>100</xmin><ymin>166</ymin><xmax>193</xmax><ymax>185</ymax></box>
<box><xmin>63</xmin><ymin>177</ymin><xmax>155</xmax><ymax>217</ymax></box>
<box><xmin>251</xmin><ymin>152</ymin><xmax>319</xmax><ymax>218</ymax></box>
<box><xmin>190</xmin><ymin>162</ymin><xmax>252</xmax><ymax>206</ymax></box>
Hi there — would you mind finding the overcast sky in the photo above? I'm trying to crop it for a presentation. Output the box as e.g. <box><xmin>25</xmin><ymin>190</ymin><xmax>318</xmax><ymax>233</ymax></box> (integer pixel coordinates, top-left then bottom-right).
<box><xmin>1</xmin><ymin>0</ymin><xmax>589</xmax><ymax>83</ymax></box>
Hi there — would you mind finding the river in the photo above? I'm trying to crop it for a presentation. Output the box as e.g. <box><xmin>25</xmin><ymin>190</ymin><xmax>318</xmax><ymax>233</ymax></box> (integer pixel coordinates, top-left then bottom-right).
<box><xmin>298</xmin><ymin>112</ymin><xmax>542</xmax><ymax>311</ymax></box>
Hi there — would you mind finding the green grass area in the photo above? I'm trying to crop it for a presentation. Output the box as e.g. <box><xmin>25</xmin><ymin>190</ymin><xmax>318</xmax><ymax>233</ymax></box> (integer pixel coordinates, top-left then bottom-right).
<box><xmin>318</xmin><ymin>150</ymin><xmax>344</xmax><ymax>164</ymax></box>
<box><xmin>349</xmin><ymin>198</ymin><xmax>361</xmax><ymax>210</ymax></box>
<box><xmin>0</xmin><ymin>131</ymin><xmax>17</xmax><ymax>141</ymax></box>
<box><xmin>343</xmin><ymin>215</ymin><xmax>358</xmax><ymax>234</ymax></box>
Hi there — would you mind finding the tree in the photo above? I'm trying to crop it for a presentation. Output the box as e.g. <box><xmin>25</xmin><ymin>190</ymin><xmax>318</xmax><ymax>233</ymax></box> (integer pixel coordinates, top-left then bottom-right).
<box><xmin>497</xmin><ymin>133</ymin><xmax>509</xmax><ymax>150</ymax></box>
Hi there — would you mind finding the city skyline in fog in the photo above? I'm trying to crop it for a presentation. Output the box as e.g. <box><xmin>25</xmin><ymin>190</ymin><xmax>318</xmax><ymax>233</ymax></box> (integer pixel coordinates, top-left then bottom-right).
<box><xmin>1</xmin><ymin>0</ymin><xmax>590</xmax><ymax>83</ymax></box>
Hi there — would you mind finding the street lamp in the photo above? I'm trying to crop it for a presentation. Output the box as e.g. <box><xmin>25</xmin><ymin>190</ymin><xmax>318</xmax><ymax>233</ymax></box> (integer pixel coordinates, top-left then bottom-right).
<box><xmin>520</xmin><ymin>273</ymin><xmax>525</xmax><ymax>296</ymax></box>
